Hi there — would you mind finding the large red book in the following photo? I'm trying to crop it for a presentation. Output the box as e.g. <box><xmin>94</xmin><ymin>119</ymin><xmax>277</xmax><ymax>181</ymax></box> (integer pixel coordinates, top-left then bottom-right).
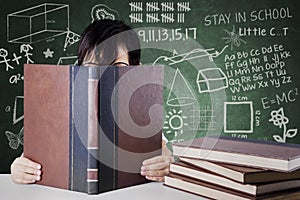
<box><xmin>180</xmin><ymin>157</ymin><xmax>300</xmax><ymax>184</ymax></box>
<box><xmin>172</xmin><ymin>136</ymin><xmax>300</xmax><ymax>172</ymax></box>
<box><xmin>24</xmin><ymin>64</ymin><xmax>163</xmax><ymax>194</ymax></box>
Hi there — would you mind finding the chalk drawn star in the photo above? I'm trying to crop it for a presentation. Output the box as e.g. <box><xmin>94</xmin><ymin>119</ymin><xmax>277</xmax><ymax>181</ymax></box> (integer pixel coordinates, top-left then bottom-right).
<box><xmin>43</xmin><ymin>48</ymin><xmax>54</xmax><ymax>58</ymax></box>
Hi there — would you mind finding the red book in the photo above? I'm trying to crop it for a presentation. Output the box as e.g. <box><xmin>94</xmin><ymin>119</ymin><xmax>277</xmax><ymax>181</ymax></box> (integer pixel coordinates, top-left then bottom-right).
<box><xmin>180</xmin><ymin>157</ymin><xmax>300</xmax><ymax>184</ymax></box>
<box><xmin>24</xmin><ymin>64</ymin><xmax>163</xmax><ymax>194</ymax></box>
<box><xmin>170</xmin><ymin>162</ymin><xmax>300</xmax><ymax>196</ymax></box>
<box><xmin>172</xmin><ymin>136</ymin><xmax>300</xmax><ymax>172</ymax></box>
<box><xmin>165</xmin><ymin>173</ymin><xmax>300</xmax><ymax>200</ymax></box>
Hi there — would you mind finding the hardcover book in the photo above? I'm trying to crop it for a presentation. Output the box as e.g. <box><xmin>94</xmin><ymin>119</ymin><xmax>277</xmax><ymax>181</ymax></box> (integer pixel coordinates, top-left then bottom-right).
<box><xmin>172</xmin><ymin>136</ymin><xmax>300</xmax><ymax>172</ymax></box>
<box><xmin>24</xmin><ymin>64</ymin><xmax>163</xmax><ymax>194</ymax></box>
<box><xmin>170</xmin><ymin>162</ymin><xmax>300</xmax><ymax>196</ymax></box>
<box><xmin>180</xmin><ymin>157</ymin><xmax>300</xmax><ymax>184</ymax></box>
<box><xmin>165</xmin><ymin>173</ymin><xmax>300</xmax><ymax>200</ymax></box>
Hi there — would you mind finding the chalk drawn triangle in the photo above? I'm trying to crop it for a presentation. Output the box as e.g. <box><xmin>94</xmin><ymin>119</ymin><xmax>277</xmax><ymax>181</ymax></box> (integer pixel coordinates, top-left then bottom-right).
<box><xmin>167</xmin><ymin>69</ymin><xmax>196</xmax><ymax>107</ymax></box>
<box><xmin>63</xmin><ymin>30</ymin><xmax>81</xmax><ymax>51</ymax></box>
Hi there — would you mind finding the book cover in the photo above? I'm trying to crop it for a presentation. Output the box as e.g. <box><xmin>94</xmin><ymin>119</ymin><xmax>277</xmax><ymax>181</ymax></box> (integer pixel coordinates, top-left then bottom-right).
<box><xmin>170</xmin><ymin>161</ymin><xmax>300</xmax><ymax>195</ymax></box>
<box><xmin>97</xmin><ymin>66</ymin><xmax>163</xmax><ymax>192</ymax></box>
<box><xmin>24</xmin><ymin>64</ymin><xmax>163</xmax><ymax>194</ymax></box>
<box><xmin>180</xmin><ymin>157</ymin><xmax>300</xmax><ymax>184</ymax></box>
<box><xmin>172</xmin><ymin>136</ymin><xmax>300</xmax><ymax>172</ymax></box>
<box><xmin>24</xmin><ymin>64</ymin><xmax>70</xmax><ymax>189</ymax></box>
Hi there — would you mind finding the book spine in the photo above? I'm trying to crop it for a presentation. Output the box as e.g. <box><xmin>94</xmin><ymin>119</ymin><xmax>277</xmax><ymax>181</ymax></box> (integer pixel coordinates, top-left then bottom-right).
<box><xmin>87</xmin><ymin>67</ymin><xmax>100</xmax><ymax>194</ymax></box>
<box><xmin>98</xmin><ymin>66</ymin><xmax>118</xmax><ymax>193</ymax></box>
<box><xmin>69</xmin><ymin>66</ymin><xmax>88</xmax><ymax>193</ymax></box>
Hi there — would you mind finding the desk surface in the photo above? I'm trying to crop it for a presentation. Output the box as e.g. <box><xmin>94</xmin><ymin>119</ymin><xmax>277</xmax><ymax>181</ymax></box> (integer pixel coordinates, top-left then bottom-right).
<box><xmin>1</xmin><ymin>174</ymin><xmax>204</xmax><ymax>200</ymax></box>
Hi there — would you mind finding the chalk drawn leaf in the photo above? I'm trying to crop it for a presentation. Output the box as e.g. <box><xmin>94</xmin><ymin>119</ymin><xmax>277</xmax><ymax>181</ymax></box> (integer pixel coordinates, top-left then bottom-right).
<box><xmin>286</xmin><ymin>129</ymin><xmax>298</xmax><ymax>138</ymax></box>
<box><xmin>273</xmin><ymin>135</ymin><xmax>284</xmax><ymax>143</ymax></box>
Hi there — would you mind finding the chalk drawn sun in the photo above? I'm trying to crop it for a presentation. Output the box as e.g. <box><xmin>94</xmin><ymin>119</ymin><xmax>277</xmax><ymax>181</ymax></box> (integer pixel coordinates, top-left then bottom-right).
<box><xmin>163</xmin><ymin>109</ymin><xmax>188</xmax><ymax>137</ymax></box>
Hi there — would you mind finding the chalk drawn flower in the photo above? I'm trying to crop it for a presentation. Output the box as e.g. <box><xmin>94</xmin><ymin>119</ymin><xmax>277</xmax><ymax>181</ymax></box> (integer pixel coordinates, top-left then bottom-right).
<box><xmin>269</xmin><ymin>107</ymin><xmax>289</xmax><ymax>128</ymax></box>
<box><xmin>269</xmin><ymin>107</ymin><xmax>297</xmax><ymax>143</ymax></box>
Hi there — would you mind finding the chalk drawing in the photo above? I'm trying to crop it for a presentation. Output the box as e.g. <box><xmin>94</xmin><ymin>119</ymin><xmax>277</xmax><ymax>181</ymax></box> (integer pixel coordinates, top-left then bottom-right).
<box><xmin>7</xmin><ymin>3</ymin><xmax>69</xmax><ymax>44</ymax></box>
<box><xmin>12</xmin><ymin>96</ymin><xmax>24</xmax><ymax>125</ymax></box>
<box><xmin>129</xmin><ymin>2</ymin><xmax>143</xmax><ymax>12</ymax></box>
<box><xmin>196</xmin><ymin>68</ymin><xmax>228</xmax><ymax>93</ymax></box>
<box><xmin>224</xmin><ymin>101</ymin><xmax>254</xmax><ymax>133</ymax></box>
<box><xmin>57</xmin><ymin>56</ymin><xmax>77</xmax><ymax>65</ymax></box>
<box><xmin>177</xmin><ymin>2</ymin><xmax>191</xmax><ymax>12</ymax></box>
<box><xmin>43</xmin><ymin>48</ymin><xmax>54</xmax><ymax>58</ymax></box>
<box><xmin>167</xmin><ymin>68</ymin><xmax>196</xmax><ymax>107</ymax></box>
<box><xmin>163</xmin><ymin>109</ymin><xmax>188</xmax><ymax>137</ymax></box>
<box><xmin>190</xmin><ymin>105</ymin><xmax>216</xmax><ymax>131</ymax></box>
<box><xmin>146</xmin><ymin>2</ymin><xmax>160</xmax><ymax>12</ymax></box>
<box><xmin>5</xmin><ymin>127</ymin><xmax>23</xmax><ymax>150</ymax></box>
<box><xmin>129</xmin><ymin>13</ymin><xmax>143</xmax><ymax>23</ymax></box>
<box><xmin>129</xmin><ymin>2</ymin><xmax>191</xmax><ymax>23</ymax></box>
<box><xmin>269</xmin><ymin>107</ymin><xmax>298</xmax><ymax>143</ymax></box>
<box><xmin>161</xmin><ymin>2</ymin><xmax>174</xmax><ymax>12</ymax></box>
<box><xmin>153</xmin><ymin>46</ymin><xmax>228</xmax><ymax>66</ymax></box>
<box><xmin>223</xmin><ymin>25</ymin><xmax>246</xmax><ymax>50</ymax></box>
<box><xmin>63</xmin><ymin>30</ymin><xmax>81</xmax><ymax>51</ymax></box>
<box><xmin>0</xmin><ymin>48</ymin><xmax>14</xmax><ymax>71</ymax></box>
<box><xmin>91</xmin><ymin>4</ymin><xmax>120</xmax><ymax>21</ymax></box>
<box><xmin>12</xmin><ymin>53</ymin><xmax>22</xmax><ymax>65</ymax></box>
<box><xmin>20</xmin><ymin>44</ymin><xmax>34</xmax><ymax>64</ymax></box>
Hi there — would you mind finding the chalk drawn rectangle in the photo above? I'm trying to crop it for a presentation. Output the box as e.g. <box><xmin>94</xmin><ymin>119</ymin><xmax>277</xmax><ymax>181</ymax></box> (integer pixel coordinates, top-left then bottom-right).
<box><xmin>7</xmin><ymin>3</ymin><xmax>69</xmax><ymax>44</ymax></box>
<box><xmin>224</xmin><ymin>101</ymin><xmax>253</xmax><ymax>133</ymax></box>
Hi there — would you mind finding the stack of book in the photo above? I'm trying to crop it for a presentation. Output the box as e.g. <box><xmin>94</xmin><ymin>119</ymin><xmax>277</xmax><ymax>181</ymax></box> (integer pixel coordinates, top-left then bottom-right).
<box><xmin>165</xmin><ymin>136</ymin><xmax>300</xmax><ymax>200</ymax></box>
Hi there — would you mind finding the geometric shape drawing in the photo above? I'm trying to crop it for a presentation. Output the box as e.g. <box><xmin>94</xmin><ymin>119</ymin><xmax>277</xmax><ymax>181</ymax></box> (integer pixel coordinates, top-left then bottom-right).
<box><xmin>63</xmin><ymin>30</ymin><xmax>81</xmax><ymax>51</ymax></box>
<box><xmin>7</xmin><ymin>3</ymin><xmax>69</xmax><ymax>44</ymax></box>
<box><xmin>43</xmin><ymin>48</ymin><xmax>54</xmax><ymax>58</ymax></box>
<box><xmin>91</xmin><ymin>4</ymin><xmax>120</xmax><ymax>22</ymax></box>
<box><xmin>5</xmin><ymin>126</ymin><xmax>24</xmax><ymax>149</ymax></box>
<box><xmin>196</xmin><ymin>68</ymin><xmax>228</xmax><ymax>93</ymax></box>
<box><xmin>163</xmin><ymin>109</ymin><xmax>188</xmax><ymax>137</ymax></box>
<box><xmin>190</xmin><ymin>105</ymin><xmax>216</xmax><ymax>131</ymax></box>
<box><xmin>224</xmin><ymin>101</ymin><xmax>253</xmax><ymax>133</ymax></box>
<box><xmin>13</xmin><ymin>96</ymin><xmax>24</xmax><ymax>125</ymax></box>
<box><xmin>57</xmin><ymin>56</ymin><xmax>77</xmax><ymax>65</ymax></box>
<box><xmin>167</xmin><ymin>68</ymin><xmax>196</xmax><ymax>107</ymax></box>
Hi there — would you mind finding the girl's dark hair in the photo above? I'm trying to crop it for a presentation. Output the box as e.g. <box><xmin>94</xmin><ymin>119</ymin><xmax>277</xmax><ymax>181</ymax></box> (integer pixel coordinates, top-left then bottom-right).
<box><xmin>77</xmin><ymin>19</ymin><xmax>141</xmax><ymax>66</ymax></box>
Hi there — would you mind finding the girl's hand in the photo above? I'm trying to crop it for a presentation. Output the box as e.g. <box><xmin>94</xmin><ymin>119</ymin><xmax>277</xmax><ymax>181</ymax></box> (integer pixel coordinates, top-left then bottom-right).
<box><xmin>140</xmin><ymin>155</ymin><xmax>174</xmax><ymax>182</ymax></box>
<box><xmin>10</xmin><ymin>156</ymin><xmax>42</xmax><ymax>184</ymax></box>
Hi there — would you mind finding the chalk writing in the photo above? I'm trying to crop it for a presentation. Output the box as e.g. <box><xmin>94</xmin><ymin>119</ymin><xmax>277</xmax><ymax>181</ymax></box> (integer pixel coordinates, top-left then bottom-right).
<box><xmin>223</xmin><ymin>44</ymin><xmax>293</xmax><ymax>94</ymax></box>
<box><xmin>138</xmin><ymin>27</ymin><xmax>197</xmax><ymax>43</ymax></box>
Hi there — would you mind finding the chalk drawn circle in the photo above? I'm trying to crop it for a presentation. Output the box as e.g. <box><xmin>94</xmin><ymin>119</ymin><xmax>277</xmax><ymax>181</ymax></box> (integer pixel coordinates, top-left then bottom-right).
<box><xmin>169</xmin><ymin>115</ymin><xmax>183</xmax><ymax>130</ymax></box>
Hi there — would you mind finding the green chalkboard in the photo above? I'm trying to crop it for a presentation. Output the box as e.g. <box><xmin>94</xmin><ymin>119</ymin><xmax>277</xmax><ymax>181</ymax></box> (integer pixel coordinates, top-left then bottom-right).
<box><xmin>0</xmin><ymin>0</ymin><xmax>299</xmax><ymax>173</ymax></box>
